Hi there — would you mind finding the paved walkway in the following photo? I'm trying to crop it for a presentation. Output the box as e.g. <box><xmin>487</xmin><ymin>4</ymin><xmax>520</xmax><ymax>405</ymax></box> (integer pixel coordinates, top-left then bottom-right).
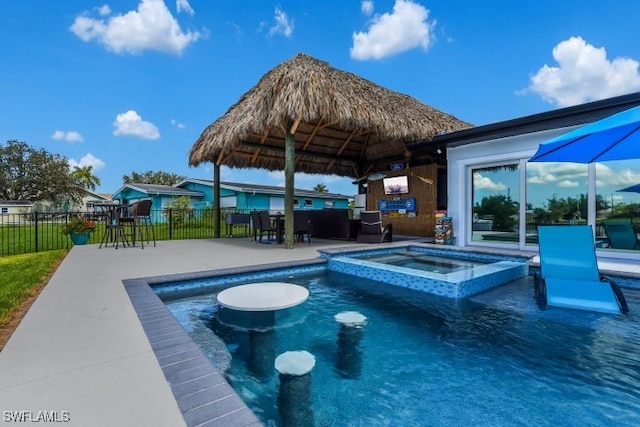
<box><xmin>0</xmin><ymin>238</ymin><xmax>354</xmax><ymax>426</ymax></box>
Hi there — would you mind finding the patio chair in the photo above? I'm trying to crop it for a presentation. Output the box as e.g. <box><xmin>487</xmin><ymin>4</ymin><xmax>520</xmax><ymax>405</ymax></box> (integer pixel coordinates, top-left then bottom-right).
<box><xmin>534</xmin><ymin>225</ymin><xmax>628</xmax><ymax>314</ymax></box>
<box><xmin>293</xmin><ymin>210</ymin><xmax>311</xmax><ymax>244</ymax></box>
<box><xmin>99</xmin><ymin>205</ymin><xmax>129</xmax><ymax>249</ymax></box>
<box><xmin>602</xmin><ymin>221</ymin><xmax>640</xmax><ymax>250</ymax></box>
<box><xmin>252</xmin><ymin>210</ymin><xmax>274</xmax><ymax>242</ymax></box>
<box><xmin>120</xmin><ymin>200</ymin><xmax>156</xmax><ymax>248</ymax></box>
<box><xmin>356</xmin><ymin>211</ymin><xmax>392</xmax><ymax>244</ymax></box>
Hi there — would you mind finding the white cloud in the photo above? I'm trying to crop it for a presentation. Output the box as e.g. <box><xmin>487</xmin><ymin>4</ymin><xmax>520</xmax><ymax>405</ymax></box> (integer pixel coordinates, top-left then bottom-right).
<box><xmin>527</xmin><ymin>162</ymin><xmax>587</xmax><ymax>185</ymax></box>
<box><xmin>51</xmin><ymin>130</ymin><xmax>84</xmax><ymax>143</ymax></box>
<box><xmin>70</xmin><ymin>0</ymin><xmax>201</xmax><ymax>56</ymax></box>
<box><xmin>595</xmin><ymin>163</ymin><xmax>640</xmax><ymax>187</ymax></box>
<box><xmin>473</xmin><ymin>173</ymin><xmax>506</xmax><ymax>191</ymax></box>
<box><xmin>528</xmin><ymin>36</ymin><xmax>640</xmax><ymax>107</ymax></box>
<box><xmin>557</xmin><ymin>180</ymin><xmax>579</xmax><ymax>188</ymax></box>
<box><xmin>113</xmin><ymin>110</ymin><xmax>160</xmax><ymax>139</ymax></box>
<box><xmin>98</xmin><ymin>5</ymin><xmax>111</xmax><ymax>16</ymax></box>
<box><xmin>361</xmin><ymin>1</ymin><xmax>374</xmax><ymax>16</ymax></box>
<box><xmin>269</xmin><ymin>7</ymin><xmax>294</xmax><ymax>37</ymax></box>
<box><xmin>350</xmin><ymin>0</ymin><xmax>435</xmax><ymax>61</ymax></box>
<box><xmin>176</xmin><ymin>0</ymin><xmax>194</xmax><ymax>16</ymax></box>
<box><xmin>527</xmin><ymin>162</ymin><xmax>640</xmax><ymax>193</ymax></box>
<box><xmin>170</xmin><ymin>119</ymin><xmax>185</xmax><ymax>129</ymax></box>
<box><xmin>68</xmin><ymin>153</ymin><xmax>106</xmax><ymax>173</ymax></box>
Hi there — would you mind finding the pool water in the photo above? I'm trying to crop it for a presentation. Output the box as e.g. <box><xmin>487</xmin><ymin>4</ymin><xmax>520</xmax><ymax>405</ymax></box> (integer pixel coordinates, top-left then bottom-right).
<box><xmin>162</xmin><ymin>270</ymin><xmax>640</xmax><ymax>426</ymax></box>
<box><xmin>357</xmin><ymin>250</ymin><xmax>488</xmax><ymax>274</ymax></box>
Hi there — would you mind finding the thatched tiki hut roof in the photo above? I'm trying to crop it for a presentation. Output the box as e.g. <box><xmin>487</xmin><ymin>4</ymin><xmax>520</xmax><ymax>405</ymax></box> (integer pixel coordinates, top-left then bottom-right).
<box><xmin>189</xmin><ymin>53</ymin><xmax>471</xmax><ymax>247</ymax></box>
<box><xmin>189</xmin><ymin>53</ymin><xmax>471</xmax><ymax>177</ymax></box>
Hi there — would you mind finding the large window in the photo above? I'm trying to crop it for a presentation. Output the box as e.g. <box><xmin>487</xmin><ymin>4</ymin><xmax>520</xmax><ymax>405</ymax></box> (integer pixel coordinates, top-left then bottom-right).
<box><xmin>471</xmin><ymin>164</ymin><xmax>520</xmax><ymax>245</ymax></box>
<box><xmin>471</xmin><ymin>159</ymin><xmax>640</xmax><ymax>254</ymax></box>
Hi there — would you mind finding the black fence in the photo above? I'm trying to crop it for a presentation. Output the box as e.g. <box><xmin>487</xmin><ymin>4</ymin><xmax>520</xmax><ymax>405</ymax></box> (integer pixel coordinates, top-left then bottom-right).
<box><xmin>0</xmin><ymin>208</ymin><xmax>255</xmax><ymax>257</ymax></box>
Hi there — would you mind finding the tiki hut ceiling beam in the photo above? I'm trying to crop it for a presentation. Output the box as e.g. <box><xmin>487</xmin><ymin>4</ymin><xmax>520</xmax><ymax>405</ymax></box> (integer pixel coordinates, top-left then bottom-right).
<box><xmin>337</xmin><ymin>130</ymin><xmax>361</xmax><ymax>156</ymax></box>
<box><xmin>251</xmin><ymin>130</ymin><xmax>270</xmax><ymax>163</ymax></box>
<box><xmin>240</xmin><ymin>141</ymin><xmax>360</xmax><ymax>164</ymax></box>
<box><xmin>290</xmin><ymin>118</ymin><xmax>301</xmax><ymax>135</ymax></box>
<box><xmin>360</xmin><ymin>133</ymin><xmax>370</xmax><ymax>157</ymax></box>
<box><xmin>254</xmin><ymin>131</ymin><xmax>355</xmax><ymax>149</ymax></box>
<box><xmin>250</xmin><ymin>149</ymin><xmax>260</xmax><ymax>163</ymax></box>
<box><xmin>326</xmin><ymin>130</ymin><xmax>362</xmax><ymax>172</ymax></box>
<box><xmin>302</xmin><ymin>120</ymin><xmax>339</xmax><ymax>151</ymax></box>
<box><xmin>217</xmin><ymin>150</ymin><xmax>235</xmax><ymax>166</ymax></box>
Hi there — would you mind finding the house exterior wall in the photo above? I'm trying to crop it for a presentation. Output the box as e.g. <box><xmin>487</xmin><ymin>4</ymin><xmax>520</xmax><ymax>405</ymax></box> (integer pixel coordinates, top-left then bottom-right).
<box><xmin>0</xmin><ymin>203</ymin><xmax>32</xmax><ymax>215</ymax></box>
<box><xmin>181</xmin><ymin>182</ymin><xmax>216</xmax><ymax>202</ymax></box>
<box><xmin>446</xmin><ymin>126</ymin><xmax>573</xmax><ymax>249</ymax></box>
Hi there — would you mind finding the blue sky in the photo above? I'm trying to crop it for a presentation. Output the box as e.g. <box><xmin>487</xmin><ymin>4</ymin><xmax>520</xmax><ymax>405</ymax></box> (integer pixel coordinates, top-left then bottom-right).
<box><xmin>2</xmin><ymin>0</ymin><xmax>640</xmax><ymax>198</ymax></box>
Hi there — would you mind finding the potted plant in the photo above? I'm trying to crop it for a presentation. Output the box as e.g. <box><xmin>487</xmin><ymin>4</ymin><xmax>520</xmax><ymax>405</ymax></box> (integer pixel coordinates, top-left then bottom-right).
<box><xmin>61</xmin><ymin>217</ymin><xmax>97</xmax><ymax>245</ymax></box>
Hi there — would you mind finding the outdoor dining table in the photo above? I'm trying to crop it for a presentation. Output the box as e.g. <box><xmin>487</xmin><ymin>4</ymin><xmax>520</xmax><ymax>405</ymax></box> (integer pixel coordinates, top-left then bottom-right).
<box><xmin>93</xmin><ymin>202</ymin><xmax>129</xmax><ymax>223</ymax></box>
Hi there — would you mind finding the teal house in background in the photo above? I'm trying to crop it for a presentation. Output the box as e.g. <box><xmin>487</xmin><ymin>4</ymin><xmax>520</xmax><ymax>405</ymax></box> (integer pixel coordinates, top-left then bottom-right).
<box><xmin>175</xmin><ymin>179</ymin><xmax>351</xmax><ymax>211</ymax></box>
<box><xmin>111</xmin><ymin>183</ymin><xmax>205</xmax><ymax>208</ymax></box>
<box><xmin>112</xmin><ymin>179</ymin><xmax>351</xmax><ymax>213</ymax></box>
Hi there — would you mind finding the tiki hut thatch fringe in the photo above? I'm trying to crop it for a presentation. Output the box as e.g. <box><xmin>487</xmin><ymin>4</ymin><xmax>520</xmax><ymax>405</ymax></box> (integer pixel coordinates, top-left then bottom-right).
<box><xmin>189</xmin><ymin>53</ymin><xmax>472</xmax><ymax>248</ymax></box>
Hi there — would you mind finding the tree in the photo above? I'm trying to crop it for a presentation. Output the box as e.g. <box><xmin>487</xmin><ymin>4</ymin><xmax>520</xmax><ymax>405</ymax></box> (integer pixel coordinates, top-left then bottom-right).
<box><xmin>123</xmin><ymin>171</ymin><xmax>186</xmax><ymax>186</ymax></box>
<box><xmin>474</xmin><ymin>195</ymin><xmax>519</xmax><ymax>231</ymax></box>
<box><xmin>0</xmin><ymin>140</ymin><xmax>83</xmax><ymax>203</ymax></box>
<box><xmin>70</xmin><ymin>165</ymin><xmax>101</xmax><ymax>191</ymax></box>
<box><xmin>164</xmin><ymin>196</ymin><xmax>193</xmax><ymax>225</ymax></box>
<box><xmin>313</xmin><ymin>183</ymin><xmax>328</xmax><ymax>192</ymax></box>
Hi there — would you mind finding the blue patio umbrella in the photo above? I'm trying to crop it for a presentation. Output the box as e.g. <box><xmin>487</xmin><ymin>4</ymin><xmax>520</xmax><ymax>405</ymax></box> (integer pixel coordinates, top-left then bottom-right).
<box><xmin>529</xmin><ymin>105</ymin><xmax>640</xmax><ymax>163</ymax></box>
<box><xmin>617</xmin><ymin>183</ymin><xmax>640</xmax><ymax>194</ymax></box>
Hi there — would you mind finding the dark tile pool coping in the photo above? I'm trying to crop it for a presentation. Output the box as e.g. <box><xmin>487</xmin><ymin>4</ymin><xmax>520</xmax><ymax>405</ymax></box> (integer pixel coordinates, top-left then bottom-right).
<box><xmin>123</xmin><ymin>258</ymin><xmax>326</xmax><ymax>427</ymax></box>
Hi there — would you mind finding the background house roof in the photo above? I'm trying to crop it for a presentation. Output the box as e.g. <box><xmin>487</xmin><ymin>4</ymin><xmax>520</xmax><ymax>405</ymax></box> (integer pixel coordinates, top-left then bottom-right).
<box><xmin>113</xmin><ymin>183</ymin><xmax>204</xmax><ymax>198</ymax></box>
<box><xmin>0</xmin><ymin>200</ymin><xmax>34</xmax><ymax>206</ymax></box>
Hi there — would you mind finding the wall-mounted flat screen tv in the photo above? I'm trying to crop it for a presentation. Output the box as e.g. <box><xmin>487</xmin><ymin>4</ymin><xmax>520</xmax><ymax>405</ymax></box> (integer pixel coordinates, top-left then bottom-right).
<box><xmin>383</xmin><ymin>176</ymin><xmax>409</xmax><ymax>195</ymax></box>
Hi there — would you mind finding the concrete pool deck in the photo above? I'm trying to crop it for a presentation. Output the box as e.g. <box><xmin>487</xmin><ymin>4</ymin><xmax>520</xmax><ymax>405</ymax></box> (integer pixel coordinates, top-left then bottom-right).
<box><xmin>1</xmin><ymin>238</ymin><xmax>639</xmax><ymax>426</ymax></box>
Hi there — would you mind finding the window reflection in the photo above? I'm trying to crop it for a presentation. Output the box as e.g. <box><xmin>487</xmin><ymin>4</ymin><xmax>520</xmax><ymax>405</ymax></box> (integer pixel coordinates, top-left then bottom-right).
<box><xmin>525</xmin><ymin>162</ymin><xmax>588</xmax><ymax>245</ymax></box>
<box><xmin>471</xmin><ymin>164</ymin><xmax>519</xmax><ymax>245</ymax></box>
<box><xmin>596</xmin><ymin>160</ymin><xmax>640</xmax><ymax>252</ymax></box>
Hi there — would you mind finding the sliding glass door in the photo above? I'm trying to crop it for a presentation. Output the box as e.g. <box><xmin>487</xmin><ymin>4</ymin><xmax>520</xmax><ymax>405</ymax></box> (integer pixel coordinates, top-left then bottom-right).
<box><xmin>470</xmin><ymin>164</ymin><xmax>520</xmax><ymax>246</ymax></box>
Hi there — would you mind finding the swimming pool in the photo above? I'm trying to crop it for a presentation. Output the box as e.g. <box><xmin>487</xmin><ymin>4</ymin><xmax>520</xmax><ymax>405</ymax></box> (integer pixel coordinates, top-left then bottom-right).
<box><xmin>159</xmin><ymin>268</ymin><xmax>640</xmax><ymax>426</ymax></box>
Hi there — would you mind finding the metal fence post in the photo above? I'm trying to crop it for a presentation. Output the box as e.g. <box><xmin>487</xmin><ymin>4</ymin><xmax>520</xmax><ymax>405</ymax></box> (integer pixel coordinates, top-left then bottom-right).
<box><xmin>168</xmin><ymin>208</ymin><xmax>173</xmax><ymax>240</ymax></box>
<box><xmin>34</xmin><ymin>211</ymin><xmax>39</xmax><ymax>253</ymax></box>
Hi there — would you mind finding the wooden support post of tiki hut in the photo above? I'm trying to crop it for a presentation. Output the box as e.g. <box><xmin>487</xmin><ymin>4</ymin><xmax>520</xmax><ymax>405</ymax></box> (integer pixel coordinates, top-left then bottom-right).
<box><xmin>284</xmin><ymin>120</ymin><xmax>296</xmax><ymax>249</ymax></box>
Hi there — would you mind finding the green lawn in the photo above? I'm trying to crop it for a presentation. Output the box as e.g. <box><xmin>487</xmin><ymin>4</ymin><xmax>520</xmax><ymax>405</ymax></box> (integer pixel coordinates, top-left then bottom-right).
<box><xmin>0</xmin><ymin>250</ymin><xmax>67</xmax><ymax>329</ymax></box>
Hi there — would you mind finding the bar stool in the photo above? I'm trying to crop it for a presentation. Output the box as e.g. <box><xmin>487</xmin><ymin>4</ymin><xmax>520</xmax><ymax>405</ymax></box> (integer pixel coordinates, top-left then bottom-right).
<box><xmin>99</xmin><ymin>206</ymin><xmax>129</xmax><ymax>249</ymax></box>
<box><xmin>121</xmin><ymin>200</ymin><xmax>155</xmax><ymax>248</ymax></box>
